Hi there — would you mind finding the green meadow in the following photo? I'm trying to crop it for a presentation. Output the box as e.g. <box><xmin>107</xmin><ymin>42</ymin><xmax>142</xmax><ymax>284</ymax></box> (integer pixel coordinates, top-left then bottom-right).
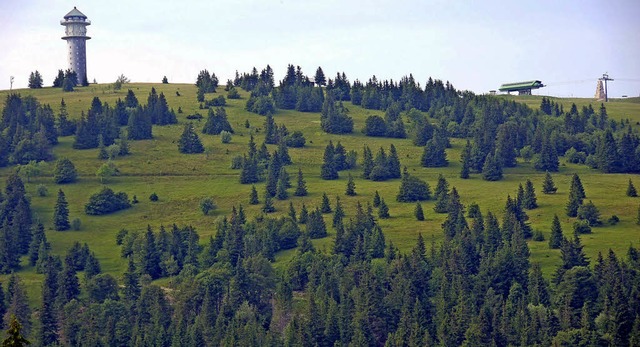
<box><xmin>2</xmin><ymin>84</ymin><xmax>640</xmax><ymax>302</ymax></box>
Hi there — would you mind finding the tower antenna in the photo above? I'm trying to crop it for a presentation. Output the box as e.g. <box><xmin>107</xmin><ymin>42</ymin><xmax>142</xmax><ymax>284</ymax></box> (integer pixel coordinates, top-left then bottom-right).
<box><xmin>599</xmin><ymin>73</ymin><xmax>614</xmax><ymax>102</ymax></box>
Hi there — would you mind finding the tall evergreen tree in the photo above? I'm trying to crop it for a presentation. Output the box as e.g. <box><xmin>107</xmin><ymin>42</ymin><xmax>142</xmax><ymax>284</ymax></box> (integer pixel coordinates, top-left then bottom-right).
<box><xmin>178</xmin><ymin>123</ymin><xmax>204</xmax><ymax>154</ymax></box>
<box><xmin>373</xmin><ymin>190</ymin><xmax>381</xmax><ymax>207</ymax></box>
<box><xmin>460</xmin><ymin>139</ymin><xmax>472</xmax><ymax>179</ymax></box>
<box><xmin>321</xmin><ymin>193</ymin><xmax>332</xmax><ymax>213</ymax></box>
<box><xmin>321</xmin><ymin>141</ymin><xmax>339</xmax><ymax>180</ymax></box>
<box><xmin>298</xmin><ymin>203</ymin><xmax>308</xmax><ymax>224</ymax></box>
<box><xmin>433</xmin><ymin>174</ymin><xmax>449</xmax><ymax>213</ymax></box>
<box><xmin>627</xmin><ymin>179</ymin><xmax>638</xmax><ymax>197</ymax></box>
<box><xmin>262</xmin><ymin>193</ymin><xmax>275</xmax><ymax>213</ymax></box>
<box><xmin>362</xmin><ymin>145</ymin><xmax>374</xmax><ymax>179</ymax></box>
<box><xmin>249</xmin><ymin>185</ymin><xmax>259</xmax><ymax>205</ymax></box>
<box><xmin>596</xmin><ymin>129</ymin><xmax>622</xmax><ymax>173</ymax></box>
<box><xmin>276</xmin><ymin>169</ymin><xmax>289</xmax><ymax>200</ymax></box>
<box><xmin>421</xmin><ymin>138</ymin><xmax>448</xmax><ymax>167</ymax></box>
<box><xmin>549</xmin><ymin>214</ymin><xmax>563</xmax><ymax>249</ymax></box>
<box><xmin>294</xmin><ymin>168</ymin><xmax>308</xmax><ymax>196</ymax></box>
<box><xmin>2</xmin><ymin>315</ymin><xmax>30</xmax><ymax>346</ymax></box>
<box><xmin>542</xmin><ymin>171</ymin><xmax>557</xmax><ymax>194</ymax></box>
<box><xmin>345</xmin><ymin>174</ymin><xmax>356</xmax><ymax>196</ymax></box>
<box><xmin>53</xmin><ymin>189</ymin><xmax>70</xmax><ymax>231</ymax></box>
<box><xmin>415</xmin><ymin>202</ymin><xmax>425</xmax><ymax>221</ymax></box>
<box><xmin>378</xmin><ymin>198</ymin><xmax>390</xmax><ymax>219</ymax></box>
<box><xmin>522</xmin><ymin>179</ymin><xmax>538</xmax><ymax>209</ymax></box>
<box><xmin>534</xmin><ymin>136</ymin><xmax>559</xmax><ymax>172</ymax></box>
<box><xmin>387</xmin><ymin>144</ymin><xmax>401</xmax><ymax>179</ymax></box>
<box><xmin>38</xmin><ymin>257</ymin><xmax>59</xmax><ymax>346</ymax></box>
<box><xmin>482</xmin><ymin>152</ymin><xmax>503</xmax><ymax>181</ymax></box>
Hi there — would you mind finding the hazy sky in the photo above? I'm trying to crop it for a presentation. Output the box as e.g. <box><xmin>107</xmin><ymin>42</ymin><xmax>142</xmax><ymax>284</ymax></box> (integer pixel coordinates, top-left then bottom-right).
<box><xmin>1</xmin><ymin>0</ymin><xmax>639</xmax><ymax>97</ymax></box>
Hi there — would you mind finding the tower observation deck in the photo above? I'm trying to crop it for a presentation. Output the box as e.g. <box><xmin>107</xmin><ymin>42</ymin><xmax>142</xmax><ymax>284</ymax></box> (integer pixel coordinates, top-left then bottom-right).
<box><xmin>61</xmin><ymin>7</ymin><xmax>90</xmax><ymax>86</ymax></box>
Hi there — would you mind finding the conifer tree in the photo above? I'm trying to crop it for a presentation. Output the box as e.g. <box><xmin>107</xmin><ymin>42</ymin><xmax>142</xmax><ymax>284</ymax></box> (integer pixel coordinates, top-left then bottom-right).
<box><xmin>345</xmin><ymin>174</ymin><xmax>356</xmax><ymax>196</ymax></box>
<box><xmin>415</xmin><ymin>202</ymin><xmax>425</xmax><ymax>221</ymax></box>
<box><xmin>378</xmin><ymin>198</ymin><xmax>390</xmax><ymax>219</ymax></box>
<box><xmin>307</xmin><ymin>208</ymin><xmax>327</xmax><ymax>239</ymax></box>
<box><xmin>387</xmin><ymin>144</ymin><xmax>401</xmax><ymax>179</ymax></box>
<box><xmin>549</xmin><ymin>214</ymin><xmax>563</xmax><ymax>249</ymax></box>
<box><xmin>534</xmin><ymin>136</ymin><xmax>559</xmax><ymax>172</ymax></box>
<box><xmin>433</xmin><ymin>174</ymin><xmax>449</xmax><ymax>213</ymax></box>
<box><xmin>373</xmin><ymin>190</ymin><xmax>381</xmax><ymax>207</ymax></box>
<box><xmin>294</xmin><ymin>168</ymin><xmax>308</xmax><ymax>196</ymax></box>
<box><xmin>542</xmin><ymin>171</ymin><xmax>557</xmax><ymax>194</ymax></box>
<box><xmin>321</xmin><ymin>141</ymin><xmax>339</xmax><ymax>180</ymax></box>
<box><xmin>288</xmin><ymin>202</ymin><xmax>297</xmax><ymax>221</ymax></box>
<box><xmin>522</xmin><ymin>179</ymin><xmax>538</xmax><ymax>209</ymax></box>
<box><xmin>482</xmin><ymin>152</ymin><xmax>503</xmax><ymax>181</ymax></box>
<box><xmin>38</xmin><ymin>258</ymin><xmax>59</xmax><ymax>346</ymax></box>
<box><xmin>249</xmin><ymin>185</ymin><xmax>259</xmax><ymax>205</ymax></box>
<box><xmin>262</xmin><ymin>193</ymin><xmax>275</xmax><ymax>213</ymax></box>
<box><xmin>53</xmin><ymin>189</ymin><xmax>70</xmax><ymax>231</ymax></box>
<box><xmin>53</xmin><ymin>157</ymin><xmax>77</xmax><ymax>184</ymax></box>
<box><xmin>362</xmin><ymin>145</ymin><xmax>374</xmax><ymax>179</ymax></box>
<box><xmin>333</xmin><ymin>197</ymin><xmax>345</xmax><ymax>228</ymax></box>
<box><xmin>627</xmin><ymin>179</ymin><xmax>638</xmax><ymax>197</ymax></box>
<box><xmin>321</xmin><ymin>193</ymin><xmax>332</xmax><ymax>213</ymax></box>
<box><xmin>276</xmin><ymin>171</ymin><xmax>289</xmax><ymax>200</ymax></box>
<box><xmin>58</xmin><ymin>254</ymin><xmax>80</xmax><ymax>305</ymax></box>
<box><xmin>460</xmin><ymin>139</ymin><xmax>472</xmax><ymax>179</ymax></box>
<box><xmin>570</xmin><ymin>173</ymin><xmax>586</xmax><ymax>199</ymax></box>
<box><xmin>264</xmin><ymin>114</ymin><xmax>278</xmax><ymax>144</ymax></box>
<box><xmin>3</xmin><ymin>315</ymin><xmax>30</xmax><ymax>346</ymax></box>
<box><xmin>28</xmin><ymin>223</ymin><xmax>46</xmax><ymax>266</ymax></box>
<box><xmin>239</xmin><ymin>156</ymin><xmax>259</xmax><ymax>184</ymax></box>
<box><xmin>421</xmin><ymin>138</ymin><xmax>448</xmax><ymax>167</ymax></box>
<box><xmin>178</xmin><ymin>123</ymin><xmax>204</xmax><ymax>154</ymax></box>
<box><xmin>567</xmin><ymin>174</ymin><xmax>585</xmax><ymax>217</ymax></box>
<box><xmin>299</xmin><ymin>203</ymin><xmax>308</xmax><ymax>224</ymax></box>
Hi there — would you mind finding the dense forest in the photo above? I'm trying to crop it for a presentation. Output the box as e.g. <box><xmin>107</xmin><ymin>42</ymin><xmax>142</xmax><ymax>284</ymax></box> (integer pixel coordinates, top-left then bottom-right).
<box><xmin>1</xmin><ymin>65</ymin><xmax>640</xmax><ymax>346</ymax></box>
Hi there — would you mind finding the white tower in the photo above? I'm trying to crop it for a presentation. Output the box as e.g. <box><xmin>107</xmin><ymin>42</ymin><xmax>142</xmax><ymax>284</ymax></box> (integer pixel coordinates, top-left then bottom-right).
<box><xmin>61</xmin><ymin>7</ymin><xmax>90</xmax><ymax>86</ymax></box>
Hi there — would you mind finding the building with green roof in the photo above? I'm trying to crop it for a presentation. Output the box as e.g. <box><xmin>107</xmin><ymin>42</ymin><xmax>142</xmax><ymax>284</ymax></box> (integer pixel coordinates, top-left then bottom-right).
<box><xmin>498</xmin><ymin>80</ymin><xmax>544</xmax><ymax>95</ymax></box>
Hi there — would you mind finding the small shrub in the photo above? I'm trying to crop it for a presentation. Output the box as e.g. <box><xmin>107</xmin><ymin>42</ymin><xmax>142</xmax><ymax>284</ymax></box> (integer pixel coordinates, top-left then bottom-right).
<box><xmin>186</xmin><ymin>113</ymin><xmax>203</xmax><ymax>120</ymax></box>
<box><xmin>467</xmin><ymin>203</ymin><xmax>481</xmax><ymax>218</ymax></box>
<box><xmin>230</xmin><ymin>155</ymin><xmax>243</xmax><ymax>169</ymax></box>
<box><xmin>132</xmin><ymin>195</ymin><xmax>139</xmax><ymax>204</ymax></box>
<box><xmin>116</xmin><ymin>229</ymin><xmax>128</xmax><ymax>245</ymax></box>
<box><xmin>228</xmin><ymin>88</ymin><xmax>240</xmax><ymax>99</ymax></box>
<box><xmin>608</xmin><ymin>215</ymin><xmax>620</xmax><ymax>225</ymax></box>
<box><xmin>285</xmin><ymin>131</ymin><xmax>306</xmax><ymax>148</ymax></box>
<box><xmin>220</xmin><ymin>131</ymin><xmax>232</xmax><ymax>144</ymax></box>
<box><xmin>200</xmin><ymin>197</ymin><xmax>217</xmax><ymax>215</ymax></box>
<box><xmin>36</xmin><ymin>184</ymin><xmax>48</xmax><ymax>197</ymax></box>
<box><xmin>85</xmin><ymin>187</ymin><xmax>131</xmax><ymax>215</ymax></box>
<box><xmin>149</xmin><ymin>192</ymin><xmax>159</xmax><ymax>202</ymax></box>
<box><xmin>71</xmin><ymin>218</ymin><xmax>81</xmax><ymax>231</ymax></box>
<box><xmin>205</xmin><ymin>95</ymin><xmax>226</xmax><ymax>107</ymax></box>
<box><xmin>532</xmin><ymin>230</ymin><xmax>545</xmax><ymax>241</ymax></box>
<box><xmin>573</xmin><ymin>220</ymin><xmax>592</xmax><ymax>234</ymax></box>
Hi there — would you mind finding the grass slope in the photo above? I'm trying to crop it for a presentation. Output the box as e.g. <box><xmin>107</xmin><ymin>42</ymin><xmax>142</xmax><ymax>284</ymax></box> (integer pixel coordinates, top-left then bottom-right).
<box><xmin>1</xmin><ymin>84</ymin><xmax>640</xmax><ymax>303</ymax></box>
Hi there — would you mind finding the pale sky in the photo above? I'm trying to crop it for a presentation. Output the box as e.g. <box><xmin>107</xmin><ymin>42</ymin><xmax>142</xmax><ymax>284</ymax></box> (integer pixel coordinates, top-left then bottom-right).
<box><xmin>1</xmin><ymin>0</ymin><xmax>639</xmax><ymax>97</ymax></box>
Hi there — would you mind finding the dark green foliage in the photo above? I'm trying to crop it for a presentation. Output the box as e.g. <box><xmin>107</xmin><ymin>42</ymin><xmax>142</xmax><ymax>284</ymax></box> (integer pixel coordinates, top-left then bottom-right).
<box><xmin>202</xmin><ymin>107</ymin><xmax>234</xmax><ymax>135</ymax></box>
<box><xmin>345</xmin><ymin>174</ymin><xmax>356</xmax><ymax>196</ymax></box>
<box><xmin>433</xmin><ymin>174</ymin><xmax>449</xmax><ymax>213</ymax></box>
<box><xmin>178</xmin><ymin>123</ymin><xmax>204</xmax><ymax>154</ymax></box>
<box><xmin>482</xmin><ymin>152</ymin><xmax>503</xmax><ymax>181</ymax></box>
<box><xmin>321</xmin><ymin>193</ymin><xmax>332</xmax><ymax>213</ymax></box>
<box><xmin>532</xmin><ymin>230</ymin><xmax>545</xmax><ymax>241</ymax></box>
<box><xmin>595</xmin><ymin>129</ymin><xmax>622</xmax><ymax>173</ymax></box>
<box><xmin>577</xmin><ymin>200</ymin><xmax>601</xmax><ymax>226</ymax></box>
<box><xmin>362</xmin><ymin>145</ymin><xmax>374</xmax><ymax>179</ymax></box>
<box><xmin>149</xmin><ymin>192</ymin><xmax>158</xmax><ymax>201</ymax></box>
<box><xmin>567</xmin><ymin>174</ymin><xmax>585</xmax><ymax>217</ymax></box>
<box><xmin>460</xmin><ymin>139</ymin><xmax>472</xmax><ymax>179</ymax></box>
<box><xmin>415</xmin><ymin>202</ymin><xmax>425</xmax><ymax>221</ymax></box>
<box><xmin>542</xmin><ymin>171</ymin><xmax>557</xmax><ymax>194</ymax></box>
<box><xmin>298</xmin><ymin>203</ymin><xmax>308</xmax><ymax>224</ymax></box>
<box><xmin>285</xmin><ymin>131</ymin><xmax>306</xmax><ymax>148</ymax></box>
<box><xmin>373</xmin><ymin>191</ymin><xmax>381</xmax><ymax>207</ymax></box>
<box><xmin>320</xmin><ymin>92</ymin><xmax>353</xmax><ymax>134</ymax></box>
<box><xmin>549</xmin><ymin>214</ymin><xmax>563</xmax><ymax>249</ymax></box>
<box><xmin>262</xmin><ymin>193</ymin><xmax>275</xmax><ymax>213</ymax></box>
<box><xmin>53</xmin><ymin>189</ymin><xmax>70</xmax><ymax>231</ymax></box>
<box><xmin>522</xmin><ymin>179</ymin><xmax>538</xmax><ymax>209</ymax></box>
<box><xmin>28</xmin><ymin>70</ymin><xmax>43</xmax><ymax>88</ymax></box>
<box><xmin>294</xmin><ymin>168</ymin><xmax>307</xmax><ymax>196</ymax></box>
<box><xmin>333</xmin><ymin>197</ymin><xmax>345</xmax><ymax>228</ymax></box>
<box><xmin>288</xmin><ymin>201</ymin><xmax>297</xmax><ymax>221</ymax></box>
<box><xmin>534</xmin><ymin>136</ymin><xmax>559</xmax><ymax>172</ymax></box>
<box><xmin>627</xmin><ymin>179</ymin><xmax>638</xmax><ymax>197</ymax></box>
<box><xmin>57</xmin><ymin>99</ymin><xmax>76</xmax><ymax>136</ymax></box>
<box><xmin>84</xmin><ymin>187</ymin><xmax>131</xmax><ymax>215</ymax></box>
<box><xmin>127</xmin><ymin>106</ymin><xmax>152</xmax><ymax>140</ymax></box>
<box><xmin>196</xmin><ymin>69</ymin><xmax>219</xmax><ymax>93</ymax></box>
<box><xmin>200</xmin><ymin>197</ymin><xmax>216</xmax><ymax>215</ymax></box>
<box><xmin>397</xmin><ymin>169</ymin><xmax>431</xmax><ymax>202</ymax></box>
<box><xmin>249</xmin><ymin>185</ymin><xmax>259</xmax><ymax>205</ymax></box>
<box><xmin>3</xmin><ymin>315</ymin><xmax>30</xmax><ymax>346</ymax></box>
<box><xmin>321</xmin><ymin>141</ymin><xmax>339</xmax><ymax>180</ymax></box>
<box><xmin>53</xmin><ymin>157</ymin><xmax>77</xmax><ymax>184</ymax></box>
<box><xmin>378</xmin><ymin>198</ymin><xmax>390</xmax><ymax>219</ymax></box>
<box><xmin>421</xmin><ymin>138</ymin><xmax>448</xmax><ymax>167</ymax></box>
<box><xmin>276</xmin><ymin>169</ymin><xmax>289</xmax><ymax>200</ymax></box>
<box><xmin>573</xmin><ymin>220</ymin><xmax>592</xmax><ymax>234</ymax></box>
<box><xmin>307</xmin><ymin>208</ymin><xmax>327</xmax><ymax>239</ymax></box>
<box><xmin>240</xmin><ymin>156</ymin><xmax>260</xmax><ymax>184</ymax></box>
<box><xmin>362</xmin><ymin>115</ymin><xmax>387</xmax><ymax>137</ymax></box>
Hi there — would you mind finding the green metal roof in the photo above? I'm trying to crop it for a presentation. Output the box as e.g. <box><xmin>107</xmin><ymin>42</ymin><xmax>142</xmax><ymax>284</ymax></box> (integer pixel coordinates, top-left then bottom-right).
<box><xmin>64</xmin><ymin>7</ymin><xmax>87</xmax><ymax>19</ymax></box>
<box><xmin>499</xmin><ymin>80</ymin><xmax>544</xmax><ymax>92</ymax></box>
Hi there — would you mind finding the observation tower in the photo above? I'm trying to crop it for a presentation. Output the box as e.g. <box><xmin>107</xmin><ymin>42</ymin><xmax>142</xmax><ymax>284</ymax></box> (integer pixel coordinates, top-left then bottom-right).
<box><xmin>61</xmin><ymin>7</ymin><xmax>91</xmax><ymax>86</ymax></box>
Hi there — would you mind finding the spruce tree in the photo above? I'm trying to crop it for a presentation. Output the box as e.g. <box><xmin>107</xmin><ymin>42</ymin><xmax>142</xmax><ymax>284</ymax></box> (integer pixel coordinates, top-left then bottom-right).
<box><xmin>307</xmin><ymin>208</ymin><xmax>327</xmax><ymax>239</ymax></box>
<box><xmin>549</xmin><ymin>214</ymin><xmax>563</xmax><ymax>249</ymax></box>
<box><xmin>627</xmin><ymin>179</ymin><xmax>638</xmax><ymax>197</ymax></box>
<box><xmin>345</xmin><ymin>174</ymin><xmax>356</xmax><ymax>196</ymax></box>
<box><xmin>421</xmin><ymin>138</ymin><xmax>448</xmax><ymax>167</ymax></box>
<box><xmin>387</xmin><ymin>144</ymin><xmax>401</xmax><ymax>179</ymax></box>
<box><xmin>570</xmin><ymin>173</ymin><xmax>586</xmax><ymax>199</ymax></box>
<box><xmin>276</xmin><ymin>171</ymin><xmax>289</xmax><ymax>200</ymax></box>
<box><xmin>415</xmin><ymin>202</ymin><xmax>425</xmax><ymax>221</ymax></box>
<box><xmin>522</xmin><ymin>179</ymin><xmax>538</xmax><ymax>209</ymax></box>
<box><xmin>534</xmin><ymin>136</ymin><xmax>559</xmax><ymax>172</ymax></box>
<box><xmin>373</xmin><ymin>191</ymin><xmax>381</xmax><ymax>207</ymax></box>
<box><xmin>378</xmin><ymin>198</ymin><xmax>390</xmax><ymax>219</ymax></box>
<box><xmin>333</xmin><ymin>197</ymin><xmax>345</xmax><ymax>228</ymax></box>
<box><xmin>178</xmin><ymin>123</ymin><xmax>204</xmax><ymax>154</ymax></box>
<box><xmin>321</xmin><ymin>193</ymin><xmax>332</xmax><ymax>213</ymax></box>
<box><xmin>28</xmin><ymin>223</ymin><xmax>46</xmax><ymax>266</ymax></box>
<box><xmin>482</xmin><ymin>152</ymin><xmax>503</xmax><ymax>181</ymax></box>
<box><xmin>299</xmin><ymin>203</ymin><xmax>308</xmax><ymax>224</ymax></box>
<box><xmin>542</xmin><ymin>171</ymin><xmax>557</xmax><ymax>194</ymax></box>
<box><xmin>262</xmin><ymin>193</ymin><xmax>275</xmax><ymax>213</ymax></box>
<box><xmin>53</xmin><ymin>157</ymin><xmax>78</xmax><ymax>184</ymax></box>
<box><xmin>320</xmin><ymin>141</ymin><xmax>338</xmax><ymax>180</ymax></box>
<box><xmin>288</xmin><ymin>202</ymin><xmax>297</xmax><ymax>221</ymax></box>
<box><xmin>3</xmin><ymin>315</ymin><xmax>30</xmax><ymax>346</ymax></box>
<box><xmin>294</xmin><ymin>168</ymin><xmax>308</xmax><ymax>196</ymax></box>
<box><xmin>249</xmin><ymin>185</ymin><xmax>259</xmax><ymax>205</ymax></box>
<box><xmin>362</xmin><ymin>145</ymin><xmax>374</xmax><ymax>179</ymax></box>
<box><xmin>460</xmin><ymin>139</ymin><xmax>471</xmax><ymax>179</ymax></box>
<box><xmin>433</xmin><ymin>174</ymin><xmax>449</xmax><ymax>213</ymax></box>
<box><xmin>53</xmin><ymin>189</ymin><xmax>70</xmax><ymax>231</ymax></box>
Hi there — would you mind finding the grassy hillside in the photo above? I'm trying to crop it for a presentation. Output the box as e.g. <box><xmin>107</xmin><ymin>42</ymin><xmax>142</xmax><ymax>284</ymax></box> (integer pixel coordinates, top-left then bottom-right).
<box><xmin>2</xmin><ymin>84</ymin><xmax>640</xmax><ymax>302</ymax></box>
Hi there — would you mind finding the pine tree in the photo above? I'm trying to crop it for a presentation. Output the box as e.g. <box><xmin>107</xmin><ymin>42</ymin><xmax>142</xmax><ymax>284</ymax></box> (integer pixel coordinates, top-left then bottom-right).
<box><xmin>542</xmin><ymin>171</ymin><xmax>557</xmax><ymax>194</ymax></box>
<box><xmin>249</xmin><ymin>185</ymin><xmax>259</xmax><ymax>205</ymax></box>
<box><xmin>58</xmin><ymin>254</ymin><xmax>80</xmax><ymax>305</ymax></box>
<box><xmin>321</xmin><ymin>193</ymin><xmax>332</xmax><ymax>213</ymax></box>
<box><xmin>378</xmin><ymin>198</ymin><xmax>390</xmax><ymax>219</ymax></box>
<box><xmin>433</xmin><ymin>174</ymin><xmax>449</xmax><ymax>213</ymax></box>
<box><xmin>178</xmin><ymin>123</ymin><xmax>204</xmax><ymax>153</ymax></box>
<box><xmin>276</xmin><ymin>171</ymin><xmax>289</xmax><ymax>200</ymax></box>
<box><xmin>307</xmin><ymin>208</ymin><xmax>327</xmax><ymax>239</ymax></box>
<box><xmin>570</xmin><ymin>174</ymin><xmax>586</xmax><ymax>199</ymax></box>
<box><xmin>421</xmin><ymin>138</ymin><xmax>448</xmax><ymax>167</ymax></box>
<box><xmin>264</xmin><ymin>114</ymin><xmax>278</xmax><ymax>144</ymax></box>
<box><xmin>482</xmin><ymin>152</ymin><xmax>503</xmax><ymax>181</ymax></box>
<box><xmin>299</xmin><ymin>203</ymin><xmax>308</xmax><ymax>224</ymax></box>
<box><xmin>288</xmin><ymin>202</ymin><xmax>297</xmax><ymax>221</ymax></box>
<box><xmin>534</xmin><ymin>136</ymin><xmax>559</xmax><ymax>172</ymax></box>
<box><xmin>460</xmin><ymin>139</ymin><xmax>472</xmax><ymax>179</ymax></box>
<box><xmin>2</xmin><ymin>315</ymin><xmax>30</xmax><ymax>346</ymax></box>
<box><xmin>415</xmin><ymin>202</ymin><xmax>425</xmax><ymax>221</ymax></box>
<box><xmin>38</xmin><ymin>257</ymin><xmax>59</xmax><ymax>346</ymax></box>
<box><xmin>262</xmin><ymin>193</ymin><xmax>275</xmax><ymax>213</ymax></box>
<box><xmin>321</xmin><ymin>141</ymin><xmax>339</xmax><ymax>180</ymax></box>
<box><xmin>53</xmin><ymin>189</ymin><xmax>70</xmax><ymax>231</ymax></box>
<box><xmin>387</xmin><ymin>144</ymin><xmax>401</xmax><ymax>178</ymax></box>
<box><xmin>28</xmin><ymin>223</ymin><xmax>46</xmax><ymax>266</ymax></box>
<box><xmin>373</xmin><ymin>191</ymin><xmax>381</xmax><ymax>207</ymax></box>
<box><xmin>627</xmin><ymin>179</ymin><xmax>638</xmax><ymax>197</ymax></box>
<box><xmin>345</xmin><ymin>174</ymin><xmax>356</xmax><ymax>196</ymax></box>
<box><xmin>294</xmin><ymin>168</ymin><xmax>308</xmax><ymax>196</ymax></box>
<box><xmin>549</xmin><ymin>214</ymin><xmax>563</xmax><ymax>249</ymax></box>
<box><xmin>596</xmin><ymin>129</ymin><xmax>622</xmax><ymax>173</ymax></box>
<box><xmin>53</xmin><ymin>157</ymin><xmax>77</xmax><ymax>184</ymax></box>
<box><xmin>362</xmin><ymin>145</ymin><xmax>374</xmax><ymax>179</ymax></box>
<box><xmin>333</xmin><ymin>197</ymin><xmax>345</xmax><ymax>228</ymax></box>
<box><xmin>522</xmin><ymin>179</ymin><xmax>538</xmax><ymax>209</ymax></box>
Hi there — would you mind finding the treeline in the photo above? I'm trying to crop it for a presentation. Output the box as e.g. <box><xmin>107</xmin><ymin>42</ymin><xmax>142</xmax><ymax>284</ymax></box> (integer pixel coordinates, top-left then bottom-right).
<box><xmin>4</xmin><ymin>186</ymin><xmax>640</xmax><ymax>346</ymax></box>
